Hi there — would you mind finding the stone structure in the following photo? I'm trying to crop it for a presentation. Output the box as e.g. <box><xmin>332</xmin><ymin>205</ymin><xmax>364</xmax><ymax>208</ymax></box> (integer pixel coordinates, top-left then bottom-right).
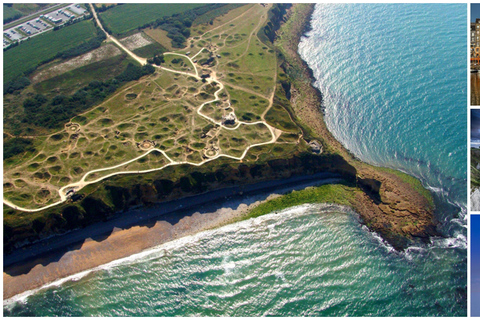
<box><xmin>308</xmin><ymin>140</ymin><xmax>323</xmax><ymax>154</ymax></box>
<box><xmin>221</xmin><ymin>112</ymin><xmax>236</xmax><ymax>126</ymax></box>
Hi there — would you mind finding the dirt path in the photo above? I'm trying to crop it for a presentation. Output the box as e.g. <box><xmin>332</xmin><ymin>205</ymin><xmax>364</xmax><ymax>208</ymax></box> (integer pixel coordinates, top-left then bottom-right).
<box><xmin>4</xmin><ymin>4</ymin><xmax>282</xmax><ymax>213</ymax></box>
<box><xmin>199</xmin><ymin>4</ymin><xmax>257</xmax><ymax>40</ymax></box>
<box><xmin>89</xmin><ymin>3</ymin><xmax>147</xmax><ymax>66</ymax></box>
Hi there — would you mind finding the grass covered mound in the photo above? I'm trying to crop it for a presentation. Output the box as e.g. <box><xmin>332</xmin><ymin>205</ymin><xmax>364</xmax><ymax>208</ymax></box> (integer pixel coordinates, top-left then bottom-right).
<box><xmin>246</xmin><ymin>184</ymin><xmax>356</xmax><ymax>220</ymax></box>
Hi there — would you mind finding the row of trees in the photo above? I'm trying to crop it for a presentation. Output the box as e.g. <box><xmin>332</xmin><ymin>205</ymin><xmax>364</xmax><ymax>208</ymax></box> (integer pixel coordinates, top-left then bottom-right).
<box><xmin>147</xmin><ymin>53</ymin><xmax>165</xmax><ymax>66</ymax></box>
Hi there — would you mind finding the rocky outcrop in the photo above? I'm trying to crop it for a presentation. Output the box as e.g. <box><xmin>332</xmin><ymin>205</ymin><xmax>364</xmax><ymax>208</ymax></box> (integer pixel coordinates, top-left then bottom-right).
<box><xmin>274</xmin><ymin>4</ymin><xmax>438</xmax><ymax>251</ymax></box>
<box><xmin>3</xmin><ymin>4</ymin><xmax>438</xmax><ymax>256</ymax></box>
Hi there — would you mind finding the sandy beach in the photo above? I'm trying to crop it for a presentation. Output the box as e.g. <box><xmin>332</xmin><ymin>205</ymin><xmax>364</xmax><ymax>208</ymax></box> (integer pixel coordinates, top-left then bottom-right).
<box><xmin>4</xmin><ymin>173</ymin><xmax>341</xmax><ymax>300</ymax></box>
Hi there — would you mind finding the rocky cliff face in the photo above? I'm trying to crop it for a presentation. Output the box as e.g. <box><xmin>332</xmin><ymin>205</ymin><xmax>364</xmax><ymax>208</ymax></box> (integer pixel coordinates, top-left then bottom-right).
<box><xmin>4</xmin><ymin>152</ymin><xmax>357</xmax><ymax>254</ymax></box>
<box><xmin>4</xmin><ymin>3</ymin><xmax>438</xmax><ymax>255</ymax></box>
<box><xmin>274</xmin><ymin>4</ymin><xmax>438</xmax><ymax>251</ymax></box>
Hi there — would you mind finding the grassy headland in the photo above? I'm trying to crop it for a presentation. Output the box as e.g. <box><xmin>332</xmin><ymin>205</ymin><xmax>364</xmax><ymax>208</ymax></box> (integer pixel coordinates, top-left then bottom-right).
<box><xmin>245</xmin><ymin>184</ymin><xmax>356</xmax><ymax>220</ymax></box>
<box><xmin>2</xmin><ymin>4</ymin><xmax>442</xmax><ymax>301</ymax></box>
<box><xmin>4</xmin><ymin>3</ymin><xmax>436</xmax><ymax>256</ymax></box>
<box><xmin>245</xmin><ymin>3</ymin><xmax>437</xmax><ymax>250</ymax></box>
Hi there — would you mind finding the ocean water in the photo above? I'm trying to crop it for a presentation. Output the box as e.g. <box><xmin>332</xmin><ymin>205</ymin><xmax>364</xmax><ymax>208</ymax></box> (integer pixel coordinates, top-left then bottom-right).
<box><xmin>4</xmin><ymin>3</ymin><xmax>467</xmax><ymax>316</ymax></box>
<box><xmin>3</xmin><ymin>205</ymin><xmax>467</xmax><ymax>317</ymax></box>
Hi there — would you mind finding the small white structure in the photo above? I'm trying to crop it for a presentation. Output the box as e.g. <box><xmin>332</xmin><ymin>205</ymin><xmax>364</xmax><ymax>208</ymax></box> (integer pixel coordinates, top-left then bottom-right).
<box><xmin>221</xmin><ymin>112</ymin><xmax>236</xmax><ymax>126</ymax></box>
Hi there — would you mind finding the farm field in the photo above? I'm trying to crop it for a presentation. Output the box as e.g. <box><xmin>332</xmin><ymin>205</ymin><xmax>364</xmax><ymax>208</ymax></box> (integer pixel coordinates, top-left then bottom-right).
<box><xmin>4</xmin><ymin>20</ymin><xmax>98</xmax><ymax>83</ymax></box>
<box><xmin>3</xmin><ymin>3</ymin><xmax>51</xmax><ymax>23</ymax></box>
<box><xmin>98</xmin><ymin>3</ymin><xmax>206</xmax><ymax>35</ymax></box>
<box><xmin>4</xmin><ymin>3</ymin><xmax>304</xmax><ymax>211</ymax></box>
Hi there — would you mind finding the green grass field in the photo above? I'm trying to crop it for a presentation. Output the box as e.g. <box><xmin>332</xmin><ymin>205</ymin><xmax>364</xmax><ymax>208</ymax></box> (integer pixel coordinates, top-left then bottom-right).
<box><xmin>4</xmin><ymin>20</ymin><xmax>98</xmax><ymax>83</ymax></box>
<box><xmin>4</xmin><ymin>4</ymin><xmax>309</xmax><ymax>210</ymax></box>
<box><xmin>3</xmin><ymin>3</ymin><xmax>51</xmax><ymax>23</ymax></box>
<box><xmin>99</xmin><ymin>4</ymin><xmax>206</xmax><ymax>35</ymax></box>
<box><xmin>244</xmin><ymin>184</ymin><xmax>356</xmax><ymax>220</ymax></box>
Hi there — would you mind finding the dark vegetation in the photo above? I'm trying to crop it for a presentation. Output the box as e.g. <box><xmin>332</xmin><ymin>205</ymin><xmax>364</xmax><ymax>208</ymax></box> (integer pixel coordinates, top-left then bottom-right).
<box><xmin>147</xmin><ymin>53</ymin><xmax>165</xmax><ymax>66</ymax></box>
<box><xmin>144</xmin><ymin>4</ymin><xmax>231</xmax><ymax>48</ymax></box>
<box><xmin>93</xmin><ymin>3</ymin><xmax>116</xmax><ymax>13</ymax></box>
<box><xmin>4</xmin><ymin>138</ymin><xmax>35</xmax><ymax>160</ymax></box>
<box><xmin>4</xmin><ymin>77</ymin><xmax>30</xmax><ymax>94</ymax></box>
<box><xmin>20</xmin><ymin>63</ymin><xmax>154</xmax><ymax>130</ymax></box>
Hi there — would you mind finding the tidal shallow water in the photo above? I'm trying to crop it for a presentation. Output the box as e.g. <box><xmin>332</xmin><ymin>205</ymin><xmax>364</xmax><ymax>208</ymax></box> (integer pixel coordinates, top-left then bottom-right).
<box><xmin>4</xmin><ymin>204</ymin><xmax>467</xmax><ymax>316</ymax></box>
<box><xmin>4</xmin><ymin>3</ymin><xmax>467</xmax><ymax>316</ymax></box>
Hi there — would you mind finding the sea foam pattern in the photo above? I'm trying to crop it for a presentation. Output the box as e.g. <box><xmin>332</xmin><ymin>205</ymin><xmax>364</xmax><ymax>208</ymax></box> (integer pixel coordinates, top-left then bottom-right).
<box><xmin>4</xmin><ymin>4</ymin><xmax>467</xmax><ymax>316</ymax></box>
<box><xmin>3</xmin><ymin>204</ymin><xmax>467</xmax><ymax>316</ymax></box>
<box><xmin>298</xmin><ymin>3</ymin><xmax>466</xmax><ymax>242</ymax></box>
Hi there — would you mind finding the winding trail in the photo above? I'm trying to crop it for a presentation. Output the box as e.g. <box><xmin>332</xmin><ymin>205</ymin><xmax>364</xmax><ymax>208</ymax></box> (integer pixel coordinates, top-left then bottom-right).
<box><xmin>4</xmin><ymin>4</ymin><xmax>283</xmax><ymax>213</ymax></box>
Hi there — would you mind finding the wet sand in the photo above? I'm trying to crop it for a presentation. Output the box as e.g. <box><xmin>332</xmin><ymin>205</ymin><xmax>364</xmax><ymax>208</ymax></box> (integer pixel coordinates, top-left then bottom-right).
<box><xmin>4</xmin><ymin>173</ymin><xmax>341</xmax><ymax>300</ymax></box>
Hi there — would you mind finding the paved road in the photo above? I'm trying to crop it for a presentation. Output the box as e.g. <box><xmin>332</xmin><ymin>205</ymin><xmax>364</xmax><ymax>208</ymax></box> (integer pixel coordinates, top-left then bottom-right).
<box><xmin>3</xmin><ymin>3</ymin><xmax>71</xmax><ymax>30</ymax></box>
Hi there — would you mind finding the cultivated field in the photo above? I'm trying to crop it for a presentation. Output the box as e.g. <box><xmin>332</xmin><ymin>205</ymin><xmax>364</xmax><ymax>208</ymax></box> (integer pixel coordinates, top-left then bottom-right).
<box><xmin>98</xmin><ymin>3</ymin><xmax>205</xmax><ymax>35</ymax></box>
<box><xmin>4</xmin><ymin>20</ymin><xmax>98</xmax><ymax>83</ymax></box>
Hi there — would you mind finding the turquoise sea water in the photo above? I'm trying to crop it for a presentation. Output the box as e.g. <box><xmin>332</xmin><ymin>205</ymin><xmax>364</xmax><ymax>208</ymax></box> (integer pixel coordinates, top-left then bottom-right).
<box><xmin>4</xmin><ymin>4</ymin><xmax>467</xmax><ymax>316</ymax></box>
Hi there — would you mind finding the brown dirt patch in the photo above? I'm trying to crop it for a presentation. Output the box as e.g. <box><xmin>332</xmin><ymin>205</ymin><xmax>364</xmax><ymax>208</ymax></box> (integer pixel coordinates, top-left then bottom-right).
<box><xmin>31</xmin><ymin>44</ymin><xmax>121</xmax><ymax>83</ymax></box>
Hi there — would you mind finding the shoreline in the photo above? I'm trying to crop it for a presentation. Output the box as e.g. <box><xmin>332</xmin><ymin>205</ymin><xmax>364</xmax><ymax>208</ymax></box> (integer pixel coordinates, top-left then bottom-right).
<box><xmin>275</xmin><ymin>4</ymin><xmax>438</xmax><ymax>249</ymax></box>
<box><xmin>4</xmin><ymin>3</ymin><xmax>440</xmax><ymax>302</ymax></box>
<box><xmin>4</xmin><ymin>173</ymin><xmax>342</xmax><ymax>300</ymax></box>
<box><xmin>5</xmin><ymin>201</ymin><xmax>356</xmax><ymax>306</ymax></box>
